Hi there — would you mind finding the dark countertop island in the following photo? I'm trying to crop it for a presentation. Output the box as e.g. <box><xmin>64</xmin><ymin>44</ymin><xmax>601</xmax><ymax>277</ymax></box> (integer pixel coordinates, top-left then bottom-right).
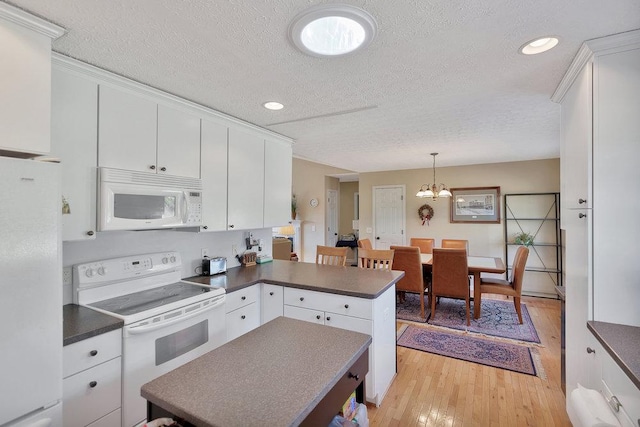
<box><xmin>587</xmin><ymin>321</ymin><xmax>640</xmax><ymax>390</ymax></box>
<box><xmin>141</xmin><ymin>317</ymin><xmax>372</xmax><ymax>427</ymax></box>
<box><xmin>185</xmin><ymin>259</ymin><xmax>403</xmax><ymax>298</ymax></box>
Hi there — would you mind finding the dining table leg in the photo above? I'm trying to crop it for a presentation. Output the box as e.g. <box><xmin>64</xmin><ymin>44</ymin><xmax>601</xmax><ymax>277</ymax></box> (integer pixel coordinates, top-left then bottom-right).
<box><xmin>473</xmin><ymin>272</ymin><xmax>481</xmax><ymax>319</ymax></box>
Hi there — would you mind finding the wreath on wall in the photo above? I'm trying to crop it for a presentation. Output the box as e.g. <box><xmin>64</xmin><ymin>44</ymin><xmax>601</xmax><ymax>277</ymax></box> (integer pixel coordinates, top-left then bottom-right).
<box><xmin>418</xmin><ymin>204</ymin><xmax>434</xmax><ymax>226</ymax></box>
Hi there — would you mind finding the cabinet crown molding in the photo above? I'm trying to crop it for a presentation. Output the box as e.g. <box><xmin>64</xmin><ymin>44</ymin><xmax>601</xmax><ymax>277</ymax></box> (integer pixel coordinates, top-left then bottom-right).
<box><xmin>0</xmin><ymin>2</ymin><xmax>65</xmax><ymax>39</ymax></box>
<box><xmin>552</xmin><ymin>29</ymin><xmax>640</xmax><ymax>103</ymax></box>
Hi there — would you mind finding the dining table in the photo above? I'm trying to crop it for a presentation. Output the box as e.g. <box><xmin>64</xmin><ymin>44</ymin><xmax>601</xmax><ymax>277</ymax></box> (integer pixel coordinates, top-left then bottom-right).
<box><xmin>420</xmin><ymin>254</ymin><xmax>506</xmax><ymax>319</ymax></box>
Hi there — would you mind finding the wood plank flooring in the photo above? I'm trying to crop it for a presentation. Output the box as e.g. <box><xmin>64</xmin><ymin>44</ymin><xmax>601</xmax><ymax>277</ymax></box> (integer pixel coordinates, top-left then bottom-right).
<box><xmin>368</xmin><ymin>295</ymin><xmax>570</xmax><ymax>426</ymax></box>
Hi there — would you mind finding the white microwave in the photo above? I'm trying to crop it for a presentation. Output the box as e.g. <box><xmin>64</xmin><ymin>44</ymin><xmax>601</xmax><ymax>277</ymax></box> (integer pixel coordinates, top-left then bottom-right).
<box><xmin>98</xmin><ymin>168</ymin><xmax>203</xmax><ymax>231</ymax></box>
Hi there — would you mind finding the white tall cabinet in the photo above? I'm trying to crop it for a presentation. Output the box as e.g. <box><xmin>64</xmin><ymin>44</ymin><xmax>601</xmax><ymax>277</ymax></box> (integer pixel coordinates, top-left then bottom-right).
<box><xmin>200</xmin><ymin>119</ymin><xmax>229</xmax><ymax>232</ymax></box>
<box><xmin>555</xmin><ymin>30</ymin><xmax>640</xmax><ymax>403</ymax></box>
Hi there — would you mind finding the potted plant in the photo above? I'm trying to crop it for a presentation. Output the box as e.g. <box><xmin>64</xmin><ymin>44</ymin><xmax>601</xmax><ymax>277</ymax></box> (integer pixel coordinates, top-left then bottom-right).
<box><xmin>514</xmin><ymin>231</ymin><xmax>534</xmax><ymax>247</ymax></box>
<box><xmin>291</xmin><ymin>194</ymin><xmax>297</xmax><ymax>220</ymax></box>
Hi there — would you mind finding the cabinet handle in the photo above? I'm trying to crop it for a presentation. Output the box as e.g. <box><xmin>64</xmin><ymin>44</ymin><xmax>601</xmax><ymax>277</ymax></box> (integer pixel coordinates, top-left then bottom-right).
<box><xmin>269</xmin><ymin>292</ymin><xmax>274</xmax><ymax>296</ymax></box>
<box><xmin>299</xmin><ymin>297</ymin><xmax>304</xmax><ymax>301</ymax></box>
<box><xmin>149</xmin><ymin>165</ymin><xmax>156</xmax><ymax>170</ymax></box>
<box><xmin>326</xmin><ymin>316</ymin><xmax>331</xmax><ymax>321</ymax></box>
<box><xmin>586</xmin><ymin>347</ymin><xmax>595</xmax><ymax>354</ymax></box>
<box><xmin>316</xmin><ymin>315</ymin><xmax>321</xmax><ymax>320</ymax></box>
<box><xmin>86</xmin><ymin>231</ymin><xmax>94</xmax><ymax>236</ymax></box>
<box><xmin>241</xmin><ymin>296</ymin><xmax>246</xmax><ymax>301</ymax></box>
<box><xmin>89</xmin><ymin>350</ymin><xmax>98</xmax><ymax>357</ymax></box>
<box><xmin>578</xmin><ymin>198</ymin><xmax>587</xmax><ymax>204</ymax></box>
<box><xmin>202</xmin><ymin>225</ymin><xmax>208</xmax><ymax>230</ymax></box>
<box><xmin>348</xmin><ymin>372</ymin><xmax>360</xmax><ymax>381</ymax></box>
<box><xmin>241</xmin><ymin>315</ymin><xmax>246</xmax><ymax>320</ymax></box>
<box><xmin>229</xmin><ymin>224</ymin><xmax>234</xmax><ymax>229</ymax></box>
<box><xmin>344</xmin><ymin>304</ymin><xmax>349</xmax><ymax>309</ymax></box>
<box><xmin>160</xmin><ymin>167</ymin><xmax>167</xmax><ymax>172</ymax></box>
<box><xmin>89</xmin><ymin>381</ymin><xmax>97</xmax><ymax>388</ymax></box>
<box><xmin>579</xmin><ymin>213</ymin><xmax>587</xmax><ymax>219</ymax></box>
<box><xmin>608</xmin><ymin>395</ymin><xmax>621</xmax><ymax>413</ymax></box>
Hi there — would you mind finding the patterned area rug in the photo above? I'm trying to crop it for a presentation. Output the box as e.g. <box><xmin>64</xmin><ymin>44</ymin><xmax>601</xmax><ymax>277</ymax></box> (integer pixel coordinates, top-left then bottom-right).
<box><xmin>397</xmin><ymin>324</ymin><xmax>541</xmax><ymax>376</ymax></box>
<box><xmin>396</xmin><ymin>294</ymin><xmax>541</xmax><ymax>343</ymax></box>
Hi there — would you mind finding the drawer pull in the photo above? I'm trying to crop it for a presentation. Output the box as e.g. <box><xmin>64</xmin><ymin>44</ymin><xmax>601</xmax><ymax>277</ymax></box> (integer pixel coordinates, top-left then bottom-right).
<box><xmin>348</xmin><ymin>372</ymin><xmax>360</xmax><ymax>381</ymax></box>
<box><xmin>89</xmin><ymin>350</ymin><xmax>98</xmax><ymax>357</ymax></box>
<box><xmin>326</xmin><ymin>316</ymin><xmax>331</xmax><ymax>321</ymax></box>
<box><xmin>241</xmin><ymin>315</ymin><xmax>246</xmax><ymax>320</ymax></box>
<box><xmin>241</xmin><ymin>296</ymin><xmax>246</xmax><ymax>301</ymax></box>
<box><xmin>579</xmin><ymin>213</ymin><xmax>587</xmax><ymax>219</ymax></box>
<box><xmin>608</xmin><ymin>395</ymin><xmax>621</xmax><ymax>413</ymax></box>
<box><xmin>316</xmin><ymin>315</ymin><xmax>321</xmax><ymax>320</ymax></box>
<box><xmin>344</xmin><ymin>304</ymin><xmax>349</xmax><ymax>309</ymax></box>
<box><xmin>578</xmin><ymin>198</ymin><xmax>587</xmax><ymax>204</ymax></box>
<box><xmin>269</xmin><ymin>292</ymin><xmax>274</xmax><ymax>296</ymax></box>
<box><xmin>299</xmin><ymin>297</ymin><xmax>304</xmax><ymax>302</ymax></box>
<box><xmin>89</xmin><ymin>381</ymin><xmax>97</xmax><ymax>388</ymax></box>
<box><xmin>586</xmin><ymin>347</ymin><xmax>595</xmax><ymax>354</ymax></box>
<box><xmin>160</xmin><ymin>167</ymin><xmax>167</xmax><ymax>172</ymax></box>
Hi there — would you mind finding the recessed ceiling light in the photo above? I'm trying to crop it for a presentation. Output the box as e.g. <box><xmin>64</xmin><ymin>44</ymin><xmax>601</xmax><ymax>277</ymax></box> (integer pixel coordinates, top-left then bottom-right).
<box><xmin>288</xmin><ymin>4</ymin><xmax>377</xmax><ymax>58</ymax></box>
<box><xmin>519</xmin><ymin>36</ymin><xmax>559</xmax><ymax>55</ymax></box>
<box><xmin>263</xmin><ymin>101</ymin><xmax>284</xmax><ymax>110</ymax></box>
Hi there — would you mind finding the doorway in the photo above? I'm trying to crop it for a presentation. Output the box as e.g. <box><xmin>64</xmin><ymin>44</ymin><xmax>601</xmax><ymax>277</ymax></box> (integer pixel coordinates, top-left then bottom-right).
<box><xmin>372</xmin><ymin>185</ymin><xmax>406</xmax><ymax>249</ymax></box>
<box><xmin>326</xmin><ymin>189</ymin><xmax>338</xmax><ymax>247</ymax></box>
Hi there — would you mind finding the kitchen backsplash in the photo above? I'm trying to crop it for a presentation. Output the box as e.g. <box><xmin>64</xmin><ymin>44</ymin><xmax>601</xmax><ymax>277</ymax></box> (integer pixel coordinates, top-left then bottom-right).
<box><xmin>62</xmin><ymin>228</ymin><xmax>273</xmax><ymax>304</ymax></box>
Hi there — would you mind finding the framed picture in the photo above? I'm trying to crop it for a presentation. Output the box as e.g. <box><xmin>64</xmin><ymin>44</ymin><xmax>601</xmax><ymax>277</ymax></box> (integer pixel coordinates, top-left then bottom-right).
<box><xmin>450</xmin><ymin>187</ymin><xmax>501</xmax><ymax>223</ymax></box>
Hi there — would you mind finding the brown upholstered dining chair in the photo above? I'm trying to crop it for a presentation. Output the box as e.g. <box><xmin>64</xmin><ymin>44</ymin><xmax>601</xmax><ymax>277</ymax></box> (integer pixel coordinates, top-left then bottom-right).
<box><xmin>357</xmin><ymin>238</ymin><xmax>373</xmax><ymax>250</ymax></box>
<box><xmin>431</xmin><ymin>248</ymin><xmax>471</xmax><ymax>325</ymax></box>
<box><xmin>358</xmin><ymin>248</ymin><xmax>394</xmax><ymax>270</ymax></box>
<box><xmin>441</xmin><ymin>239</ymin><xmax>469</xmax><ymax>252</ymax></box>
<box><xmin>391</xmin><ymin>245</ymin><xmax>430</xmax><ymax>319</ymax></box>
<box><xmin>315</xmin><ymin>245</ymin><xmax>348</xmax><ymax>267</ymax></box>
<box><xmin>409</xmin><ymin>238</ymin><xmax>435</xmax><ymax>254</ymax></box>
<box><xmin>479</xmin><ymin>246</ymin><xmax>529</xmax><ymax>323</ymax></box>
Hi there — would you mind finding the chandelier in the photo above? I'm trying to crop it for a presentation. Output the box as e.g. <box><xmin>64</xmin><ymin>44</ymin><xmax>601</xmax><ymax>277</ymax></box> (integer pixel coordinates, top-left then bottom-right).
<box><xmin>416</xmin><ymin>153</ymin><xmax>452</xmax><ymax>200</ymax></box>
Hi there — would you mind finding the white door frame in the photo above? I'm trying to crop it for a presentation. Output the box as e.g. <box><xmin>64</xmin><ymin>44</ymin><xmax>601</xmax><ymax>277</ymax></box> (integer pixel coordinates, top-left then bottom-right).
<box><xmin>326</xmin><ymin>189</ymin><xmax>339</xmax><ymax>246</ymax></box>
<box><xmin>372</xmin><ymin>185</ymin><xmax>406</xmax><ymax>248</ymax></box>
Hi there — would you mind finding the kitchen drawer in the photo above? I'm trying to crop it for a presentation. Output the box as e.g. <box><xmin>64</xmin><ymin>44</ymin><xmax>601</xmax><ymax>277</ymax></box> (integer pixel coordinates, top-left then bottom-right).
<box><xmin>283</xmin><ymin>288</ymin><xmax>372</xmax><ymax>320</ymax></box>
<box><xmin>226</xmin><ymin>302</ymin><xmax>260</xmax><ymax>342</ymax></box>
<box><xmin>87</xmin><ymin>408</ymin><xmax>121</xmax><ymax>427</ymax></box>
<box><xmin>63</xmin><ymin>357</ymin><xmax>121</xmax><ymax>427</ymax></box>
<box><xmin>325</xmin><ymin>313</ymin><xmax>372</xmax><ymax>336</ymax></box>
<box><xmin>63</xmin><ymin>329</ymin><xmax>121</xmax><ymax>378</ymax></box>
<box><xmin>284</xmin><ymin>305</ymin><xmax>325</xmax><ymax>325</ymax></box>
<box><xmin>225</xmin><ymin>284</ymin><xmax>259</xmax><ymax>313</ymax></box>
<box><xmin>599</xmin><ymin>346</ymin><xmax>640</xmax><ymax>426</ymax></box>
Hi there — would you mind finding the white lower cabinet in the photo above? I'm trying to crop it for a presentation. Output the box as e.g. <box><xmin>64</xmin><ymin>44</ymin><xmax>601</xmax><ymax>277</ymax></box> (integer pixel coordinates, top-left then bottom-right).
<box><xmin>226</xmin><ymin>285</ymin><xmax>260</xmax><ymax>342</ymax></box>
<box><xmin>261</xmin><ymin>283</ymin><xmax>284</xmax><ymax>324</ymax></box>
<box><xmin>282</xmin><ymin>286</ymin><xmax>396</xmax><ymax>406</ymax></box>
<box><xmin>63</xmin><ymin>329</ymin><xmax>122</xmax><ymax>427</ymax></box>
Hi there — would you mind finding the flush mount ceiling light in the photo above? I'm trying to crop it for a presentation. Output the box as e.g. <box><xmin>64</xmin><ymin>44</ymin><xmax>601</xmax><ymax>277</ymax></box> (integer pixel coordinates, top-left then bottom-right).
<box><xmin>288</xmin><ymin>4</ymin><xmax>377</xmax><ymax>57</ymax></box>
<box><xmin>263</xmin><ymin>101</ymin><xmax>284</xmax><ymax>110</ymax></box>
<box><xmin>519</xmin><ymin>36</ymin><xmax>559</xmax><ymax>55</ymax></box>
<box><xmin>416</xmin><ymin>153</ymin><xmax>452</xmax><ymax>200</ymax></box>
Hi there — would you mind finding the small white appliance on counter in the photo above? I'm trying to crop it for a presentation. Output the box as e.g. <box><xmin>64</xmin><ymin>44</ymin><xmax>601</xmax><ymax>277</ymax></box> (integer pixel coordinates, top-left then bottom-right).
<box><xmin>74</xmin><ymin>252</ymin><xmax>226</xmax><ymax>427</ymax></box>
<box><xmin>98</xmin><ymin>167</ymin><xmax>203</xmax><ymax>231</ymax></box>
<box><xmin>0</xmin><ymin>157</ymin><xmax>63</xmax><ymax>426</ymax></box>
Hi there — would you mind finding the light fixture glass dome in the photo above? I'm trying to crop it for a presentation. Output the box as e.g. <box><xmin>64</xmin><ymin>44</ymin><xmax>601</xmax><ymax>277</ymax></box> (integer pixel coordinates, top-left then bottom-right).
<box><xmin>263</xmin><ymin>101</ymin><xmax>284</xmax><ymax>110</ymax></box>
<box><xmin>520</xmin><ymin>36</ymin><xmax>559</xmax><ymax>55</ymax></box>
<box><xmin>289</xmin><ymin>4</ymin><xmax>377</xmax><ymax>58</ymax></box>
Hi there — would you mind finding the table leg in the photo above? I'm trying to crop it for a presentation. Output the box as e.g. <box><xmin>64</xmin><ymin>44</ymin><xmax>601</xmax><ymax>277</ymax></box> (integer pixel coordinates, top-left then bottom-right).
<box><xmin>473</xmin><ymin>272</ymin><xmax>481</xmax><ymax>319</ymax></box>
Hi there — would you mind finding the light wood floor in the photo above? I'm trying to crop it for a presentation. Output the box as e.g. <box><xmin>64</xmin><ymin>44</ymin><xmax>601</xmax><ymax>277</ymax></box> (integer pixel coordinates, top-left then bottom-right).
<box><xmin>368</xmin><ymin>295</ymin><xmax>570</xmax><ymax>426</ymax></box>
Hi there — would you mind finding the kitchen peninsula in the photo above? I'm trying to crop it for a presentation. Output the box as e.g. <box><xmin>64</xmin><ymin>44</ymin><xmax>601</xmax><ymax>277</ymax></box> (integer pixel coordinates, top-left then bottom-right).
<box><xmin>185</xmin><ymin>259</ymin><xmax>402</xmax><ymax>406</ymax></box>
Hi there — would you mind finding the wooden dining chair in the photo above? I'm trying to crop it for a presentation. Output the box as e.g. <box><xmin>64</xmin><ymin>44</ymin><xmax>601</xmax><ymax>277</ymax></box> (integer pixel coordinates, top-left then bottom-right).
<box><xmin>441</xmin><ymin>239</ymin><xmax>469</xmax><ymax>252</ymax></box>
<box><xmin>357</xmin><ymin>238</ymin><xmax>373</xmax><ymax>250</ymax></box>
<box><xmin>391</xmin><ymin>245</ymin><xmax>430</xmax><ymax>319</ymax></box>
<box><xmin>431</xmin><ymin>248</ymin><xmax>471</xmax><ymax>325</ymax></box>
<box><xmin>315</xmin><ymin>245</ymin><xmax>348</xmax><ymax>267</ymax></box>
<box><xmin>479</xmin><ymin>246</ymin><xmax>529</xmax><ymax>323</ymax></box>
<box><xmin>409</xmin><ymin>238</ymin><xmax>435</xmax><ymax>254</ymax></box>
<box><xmin>358</xmin><ymin>248</ymin><xmax>394</xmax><ymax>270</ymax></box>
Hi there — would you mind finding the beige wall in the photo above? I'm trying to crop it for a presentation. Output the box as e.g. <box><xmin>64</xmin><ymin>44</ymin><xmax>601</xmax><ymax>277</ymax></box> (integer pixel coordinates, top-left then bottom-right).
<box><xmin>358</xmin><ymin>159</ymin><xmax>560</xmax><ymax>261</ymax></box>
<box><xmin>292</xmin><ymin>158</ymin><xmax>354</xmax><ymax>262</ymax></box>
<box><xmin>339</xmin><ymin>181</ymin><xmax>359</xmax><ymax>235</ymax></box>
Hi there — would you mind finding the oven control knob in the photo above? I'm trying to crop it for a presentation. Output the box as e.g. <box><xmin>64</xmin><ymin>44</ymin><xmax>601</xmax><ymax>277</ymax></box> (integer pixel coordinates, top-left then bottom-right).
<box><xmin>162</xmin><ymin>257</ymin><xmax>169</xmax><ymax>264</ymax></box>
<box><xmin>170</xmin><ymin>256</ymin><xmax>176</xmax><ymax>263</ymax></box>
<box><xmin>85</xmin><ymin>268</ymin><xmax>95</xmax><ymax>278</ymax></box>
<box><xmin>97</xmin><ymin>266</ymin><xmax>107</xmax><ymax>276</ymax></box>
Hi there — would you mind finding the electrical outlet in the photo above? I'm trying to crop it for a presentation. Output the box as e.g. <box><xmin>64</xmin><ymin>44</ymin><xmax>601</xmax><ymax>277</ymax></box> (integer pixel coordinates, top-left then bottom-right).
<box><xmin>63</xmin><ymin>267</ymin><xmax>72</xmax><ymax>286</ymax></box>
<box><xmin>201</xmin><ymin>248</ymin><xmax>209</xmax><ymax>258</ymax></box>
<box><xmin>231</xmin><ymin>244</ymin><xmax>237</xmax><ymax>254</ymax></box>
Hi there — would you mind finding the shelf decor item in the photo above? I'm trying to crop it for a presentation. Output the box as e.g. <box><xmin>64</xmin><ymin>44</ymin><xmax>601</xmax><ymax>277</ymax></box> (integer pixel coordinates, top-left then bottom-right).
<box><xmin>514</xmin><ymin>232</ymin><xmax>534</xmax><ymax>247</ymax></box>
<box><xmin>291</xmin><ymin>194</ymin><xmax>297</xmax><ymax>219</ymax></box>
<box><xmin>450</xmin><ymin>186</ymin><xmax>501</xmax><ymax>223</ymax></box>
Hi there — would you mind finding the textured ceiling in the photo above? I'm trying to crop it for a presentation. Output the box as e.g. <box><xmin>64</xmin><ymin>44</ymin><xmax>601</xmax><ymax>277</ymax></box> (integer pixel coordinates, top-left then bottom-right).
<box><xmin>6</xmin><ymin>0</ymin><xmax>640</xmax><ymax>172</ymax></box>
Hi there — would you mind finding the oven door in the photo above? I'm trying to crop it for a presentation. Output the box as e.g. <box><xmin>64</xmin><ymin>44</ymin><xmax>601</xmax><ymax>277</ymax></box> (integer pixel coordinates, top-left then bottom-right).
<box><xmin>122</xmin><ymin>295</ymin><xmax>226</xmax><ymax>427</ymax></box>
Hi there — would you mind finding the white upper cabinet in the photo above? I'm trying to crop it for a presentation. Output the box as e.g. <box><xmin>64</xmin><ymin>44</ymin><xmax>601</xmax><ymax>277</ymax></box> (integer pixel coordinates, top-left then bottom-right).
<box><xmin>264</xmin><ymin>138</ymin><xmax>293</xmax><ymax>228</ymax></box>
<box><xmin>227</xmin><ymin>128</ymin><xmax>265</xmax><ymax>230</ymax></box>
<box><xmin>98</xmin><ymin>85</ymin><xmax>201</xmax><ymax>178</ymax></box>
<box><xmin>0</xmin><ymin>4</ymin><xmax>64</xmax><ymax>156</ymax></box>
<box><xmin>51</xmin><ymin>67</ymin><xmax>98</xmax><ymax>241</ymax></box>
<box><xmin>98</xmin><ymin>85</ymin><xmax>157</xmax><ymax>172</ymax></box>
<box><xmin>200</xmin><ymin>119</ymin><xmax>228</xmax><ymax>232</ymax></box>
<box><xmin>157</xmin><ymin>104</ymin><xmax>201</xmax><ymax>178</ymax></box>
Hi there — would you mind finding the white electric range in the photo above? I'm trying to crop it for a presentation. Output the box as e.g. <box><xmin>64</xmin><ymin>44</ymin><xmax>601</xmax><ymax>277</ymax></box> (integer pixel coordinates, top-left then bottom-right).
<box><xmin>74</xmin><ymin>252</ymin><xmax>226</xmax><ymax>427</ymax></box>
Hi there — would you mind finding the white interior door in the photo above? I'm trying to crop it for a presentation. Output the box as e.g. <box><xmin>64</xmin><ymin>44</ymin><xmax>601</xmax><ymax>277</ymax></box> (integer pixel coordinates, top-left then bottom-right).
<box><xmin>373</xmin><ymin>186</ymin><xmax>405</xmax><ymax>249</ymax></box>
<box><xmin>326</xmin><ymin>189</ymin><xmax>338</xmax><ymax>247</ymax></box>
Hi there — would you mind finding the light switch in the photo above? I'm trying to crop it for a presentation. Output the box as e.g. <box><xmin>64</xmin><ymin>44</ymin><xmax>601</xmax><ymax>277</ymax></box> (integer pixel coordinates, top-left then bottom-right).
<box><xmin>311</xmin><ymin>225</ymin><xmax>316</xmax><ymax>232</ymax></box>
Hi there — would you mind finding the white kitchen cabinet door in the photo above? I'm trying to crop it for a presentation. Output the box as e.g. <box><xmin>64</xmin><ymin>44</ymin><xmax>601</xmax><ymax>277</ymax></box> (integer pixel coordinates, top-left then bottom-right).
<box><xmin>51</xmin><ymin>67</ymin><xmax>99</xmax><ymax>241</ymax></box>
<box><xmin>200</xmin><ymin>119</ymin><xmax>228</xmax><ymax>232</ymax></box>
<box><xmin>157</xmin><ymin>104</ymin><xmax>201</xmax><ymax>178</ymax></box>
<box><xmin>227</xmin><ymin>127</ymin><xmax>265</xmax><ymax>230</ymax></box>
<box><xmin>264</xmin><ymin>138</ymin><xmax>293</xmax><ymax>227</ymax></box>
<box><xmin>284</xmin><ymin>305</ymin><xmax>325</xmax><ymax>325</ymax></box>
<box><xmin>98</xmin><ymin>85</ymin><xmax>157</xmax><ymax>173</ymax></box>
<box><xmin>261</xmin><ymin>284</ymin><xmax>284</xmax><ymax>324</ymax></box>
<box><xmin>226</xmin><ymin>302</ymin><xmax>260</xmax><ymax>342</ymax></box>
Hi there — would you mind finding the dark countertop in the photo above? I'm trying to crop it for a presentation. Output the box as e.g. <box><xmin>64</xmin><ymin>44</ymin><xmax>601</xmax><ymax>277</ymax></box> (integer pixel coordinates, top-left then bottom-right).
<box><xmin>63</xmin><ymin>304</ymin><xmax>123</xmax><ymax>346</ymax></box>
<box><xmin>141</xmin><ymin>317</ymin><xmax>371</xmax><ymax>427</ymax></box>
<box><xmin>587</xmin><ymin>321</ymin><xmax>640</xmax><ymax>390</ymax></box>
<box><xmin>184</xmin><ymin>259</ymin><xmax>403</xmax><ymax>298</ymax></box>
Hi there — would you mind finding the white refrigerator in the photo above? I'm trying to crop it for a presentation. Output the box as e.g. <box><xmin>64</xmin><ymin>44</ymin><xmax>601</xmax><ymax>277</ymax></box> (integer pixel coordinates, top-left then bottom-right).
<box><xmin>0</xmin><ymin>156</ymin><xmax>62</xmax><ymax>426</ymax></box>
